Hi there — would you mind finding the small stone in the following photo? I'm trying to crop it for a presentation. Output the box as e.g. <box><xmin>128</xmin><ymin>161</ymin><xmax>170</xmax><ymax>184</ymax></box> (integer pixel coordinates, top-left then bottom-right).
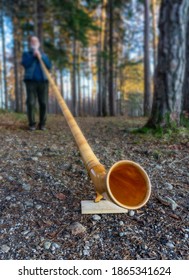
<box><xmin>27</xmin><ymin>232</ymin><xmax>35</xmax><ymax>238</ymax></box>
<box><xmin>44</xmin><ymin>241</ymin><xmax>51</xmax><ymax>250</ymax></box>
<box><xmin>0</xmin><ymin>176</ymin><xmax>3</xmax><ymax>180</ymax></box>
<box><xmin>158</xmin><ymin>195</ymin><xmax>178</xmax><ymax>211</ymax></box>
<box><xmin>51</xmin><ymin>243</ymin><xmax>61</xmax><ymax>250</ymax></box>
<box><xmin>31</xmin><ymin>157</ymin><xmax>38</xmax><ymax>161</ymax></box>
<box><xmin>22</xmin><ymin>141</ymin><xmax>27</xmax><ymax>146</ymax></box>
<box><xmin>22</xmin><ymin>183</ymin><xmax>31</xmax><ymax>191</ymax></box>
<box><xmin>165</xmin><ymin>197</ymin><xmax>178</xmax><ymax>211</ymax></box>
<box><xmin>119</xmin><ymin>221</ymin><xmax>124</xmax><ymax>226</ymax></box>
<box><xmin>171</xmin><ymin>202</ymin><xmax>178</xmax><ymax>211</ymax></box>
<box><xmin>166</xmin><ymin>242</ymin><xmax>175</xmax><ymax>249</ymax></box>
<box><xmin>141</xmin><ymin>244</ymin><xmax>148</xmax><ymax>250</ymax></box>
<box><xmin>83</xmin><ymin>249</ymin><xmax>90</xmax><ymax>256</ymax></box>
<box><xmin>25</xmin><ymin>200</ymin><xmax>34</xmax><ymax>207</ymax></box>
<box><xmin>93</xmin><ymin>234</ymin><xmax>100</xmax><ymax>240</ymax></box>
<box><xmin>1</xmin><ymin>245</ymin><xmax>10</xmax><ymax>253</ymax></box>
<box><xmin>69</xmin><ymin>222</ymin><xmax>86</xmax><ymax>235</ymax></box>
<box><xmin>50</xmin><ymin>144</ymin><xmax>58</xmax><ymax>151</ymax></box>
<box><xmin>36</xmin><ymin>152</ymin><xmax>42</xmax><ymax>157</ymax></box>
<box><xmin>156</xmin><ymin>165</ymin><xmax>162</xmax><ymax>170</ymax></box>
<box><xmin>64</xmin><ymin>234</ymin><xmax>71</xmax><ymax>239</ymax></box>
<box><xmin>129</xmin><ymin>210</ymin><xmax>135</xmax><ymax>217</ymax></box>
<box><xmin>6</xmin><ymin>196</ymin><xmax>12</xmax><ymax>201</ymax></box>
<box><xmin>164</xmin><ymin>183</ymin><xmax>173</xmax><ymax>190</ymax></box>
<box><xmin>35</xmin><ymin>204</ymin><xmax>42</xmax><ymax>210</ymax></box>
<box><xmin>184</xmin><ymin>234</ymin><xmax>188</xmax><ymax>239</ymax></box>
<box><xmin>119</xmin><ymin>232</ymin><xmax>126</xmax><ymax>237</ymax></box>
<box><xmin>8</xmin><ymin>176</ymin><xmax>14</xmax><ymax>181</ymax></box>
<box><xmin>62</xmin><ymin>163</ymin><xmax>72</xmax><ymax>171</ymax></box>
<box><xmin>21</xmin><ymin>230</ymin><xmax>30</xmax><ymax>235</ymax></box>
<box><xmin>92</xmin><ymin>215</ymin><xmax>101</xmax><ymax>221</ymax></box>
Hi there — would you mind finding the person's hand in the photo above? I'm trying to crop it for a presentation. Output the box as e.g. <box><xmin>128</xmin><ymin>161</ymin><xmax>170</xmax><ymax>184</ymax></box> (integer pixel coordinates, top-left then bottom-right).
<box><xmin>34</xmin><ymin>50</ymin><xmax>41</xmax><ymax>59</ymax></box>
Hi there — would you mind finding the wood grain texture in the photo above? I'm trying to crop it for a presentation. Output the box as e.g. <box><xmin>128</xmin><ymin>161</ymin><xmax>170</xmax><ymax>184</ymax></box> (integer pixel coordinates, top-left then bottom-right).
<box><xmin>81</xmin><ymin>200</ymin><xmax>129</xmax><ymax>214</ymax></box>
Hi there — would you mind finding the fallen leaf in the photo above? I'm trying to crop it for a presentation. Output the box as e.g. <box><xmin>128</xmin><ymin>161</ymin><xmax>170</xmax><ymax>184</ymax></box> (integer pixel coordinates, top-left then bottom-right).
<box><xmin>55</xmin><ymin>193</ymin><xmax>66</xmax><ymax>200</ymax></box>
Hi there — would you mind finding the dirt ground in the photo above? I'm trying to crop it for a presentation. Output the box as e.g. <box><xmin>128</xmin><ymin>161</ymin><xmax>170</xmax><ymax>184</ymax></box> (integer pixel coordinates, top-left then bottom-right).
<box><xmin>0</xmin><ymin>111</ymin><xmax>189</xmax><ymax>260</ymax></box>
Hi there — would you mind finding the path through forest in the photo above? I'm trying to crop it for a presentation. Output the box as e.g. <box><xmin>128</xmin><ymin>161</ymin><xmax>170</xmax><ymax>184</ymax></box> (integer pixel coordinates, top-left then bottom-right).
<box><xmin>0</xmin><ymin>112</ymin><xmax>189</xmax><ymax>260</ymax></box>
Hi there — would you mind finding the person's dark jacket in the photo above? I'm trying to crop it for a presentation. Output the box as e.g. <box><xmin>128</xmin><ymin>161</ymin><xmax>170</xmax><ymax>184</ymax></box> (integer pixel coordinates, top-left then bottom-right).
<box><xmin>21</xmin><ymin>50</ymin><xmax>52</xmax><ymax>82</ymax></box>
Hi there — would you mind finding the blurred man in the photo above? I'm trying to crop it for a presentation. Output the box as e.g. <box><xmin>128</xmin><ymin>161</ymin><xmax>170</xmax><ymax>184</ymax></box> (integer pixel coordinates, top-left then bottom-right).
<box><xmin>22</xmin><ymin>36</ymin><xmax>52</xmax><ymax>131</ymax></box>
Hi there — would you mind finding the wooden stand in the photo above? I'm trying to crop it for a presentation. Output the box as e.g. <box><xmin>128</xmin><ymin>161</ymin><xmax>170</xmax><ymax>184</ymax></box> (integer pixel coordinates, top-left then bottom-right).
<box><xmin>81</xmin><ymin>200</ymin><xmax>129</xmax><ymax>214</ymax></box>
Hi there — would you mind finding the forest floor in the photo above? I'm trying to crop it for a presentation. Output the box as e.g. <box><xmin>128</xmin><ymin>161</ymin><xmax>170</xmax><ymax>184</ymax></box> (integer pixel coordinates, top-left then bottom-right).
<box><xmin>0</xmin><ymin>110</ymin><xmax>189</xmax><ymax>260</ymax></box>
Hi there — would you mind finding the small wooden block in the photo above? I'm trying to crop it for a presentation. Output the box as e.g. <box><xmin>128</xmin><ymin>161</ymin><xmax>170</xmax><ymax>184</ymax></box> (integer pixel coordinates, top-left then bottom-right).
<box><xmin>81</xmin><ymin>200</ymin><xmax>128</xmax><ymax>214</ymax></box>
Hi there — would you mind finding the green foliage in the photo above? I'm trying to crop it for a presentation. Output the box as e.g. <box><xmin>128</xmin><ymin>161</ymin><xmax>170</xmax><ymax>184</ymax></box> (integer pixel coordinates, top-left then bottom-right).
<box><xmin>180</xmin><ymin>113</ymin><xmax>189</xmax><ymax>128</ymax></box>
<box><xmin>134</xmin><ymin>118</ymin><xmax>189</xmax><ymax>141</ymax></box>
<box><xmin>85</xmin><ymin>0</ymin><xmax>102</xmax><ymax>9</ymax></box>
<box><xmin>0</xmin><ymin>109</ymin><xmax>26</xmax><ymax>120</ymax></box>
<box><xmin>0</xmin><ymin>108</ymin><xmax>7</xmax><ymax>114</ymax></box>
<box><xmin>13</xmin><ymin>112</ymin><xmax>26</xmax><ymax>121</ymax></box>
<box><xmin>51</xmin><ymin>0</ymin><xmax>99</xmax><ymax>46</ymax></box>
<box><xmin>44</xmin><ymin>41</ymin><xmax>69</xmax><ymax>69</ymax></box>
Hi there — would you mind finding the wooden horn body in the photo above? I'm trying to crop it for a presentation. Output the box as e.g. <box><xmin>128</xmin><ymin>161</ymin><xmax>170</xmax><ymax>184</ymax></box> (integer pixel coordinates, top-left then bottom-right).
<box><xmin>39</xmin><ymin>58</ymin><xmax>151</xmax><ymax>209</ymax></box>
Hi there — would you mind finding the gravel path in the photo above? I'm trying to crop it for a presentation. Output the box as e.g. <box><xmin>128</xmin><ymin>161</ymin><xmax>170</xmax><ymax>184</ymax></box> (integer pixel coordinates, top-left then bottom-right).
<box><xmin>0</xmin><ymin>113</ymin><xmax>189</xmax><ymax>260</ymax></box>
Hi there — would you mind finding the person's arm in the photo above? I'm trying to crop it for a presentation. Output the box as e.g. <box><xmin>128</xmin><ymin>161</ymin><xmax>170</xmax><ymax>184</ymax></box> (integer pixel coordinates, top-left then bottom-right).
<box><xmin>21</xmin><ymin>52</ymin><xmax>35</xmax><ymax>68</ymax></box>
<box><xmin>41</xmin><ymin>53</ymin><xmax>52</xmax><ymax>70</ymax></box>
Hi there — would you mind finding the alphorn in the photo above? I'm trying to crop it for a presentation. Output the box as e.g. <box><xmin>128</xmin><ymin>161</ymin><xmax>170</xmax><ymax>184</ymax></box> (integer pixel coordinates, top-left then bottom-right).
<box><xmin>38</xmin><ymin>57</ymin><xmax>151</xmax><ymax>210</ymax></box>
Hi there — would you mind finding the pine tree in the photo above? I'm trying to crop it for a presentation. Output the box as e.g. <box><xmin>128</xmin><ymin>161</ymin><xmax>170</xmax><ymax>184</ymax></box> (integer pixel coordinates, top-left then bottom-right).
<box><xmin>147</xmin><ymin>0</ymin><xmax>189</xmax><ymax>127</ymax></box>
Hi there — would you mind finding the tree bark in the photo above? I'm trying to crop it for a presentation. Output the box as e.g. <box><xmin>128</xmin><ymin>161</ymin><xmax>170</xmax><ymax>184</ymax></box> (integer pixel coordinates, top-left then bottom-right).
<box><xmin>152</xmin><ymin>0</ymin><xmax>158</xmax><ymax>68</ymax></box>
<box><xmin>37</xmin><ymin>1</ymin><xmax>44</xmax><ymax>45</ymax></box>
<box><xmin>0</xmin><ymin>60</ymin><xmax>3</xmax><ymax>108</ymax></box>
<box><xmin>144</xmin><ymin>0</ymin><xmax>151</xmax><ymax>117</ymax></box>
<box><xmin>102</xmin><ymin>3</ymin><xmax>108</xmax><ymax>116</ymax></box>
<box><xmin>108</xmin><ymin>0</ymin><xmax>115</xmax><ymax>116</ymax></box>
<box><xmin>182</xmin><ymin>16</ymin><xmax>189</xmax><ymax>116</ymax></box>
<box><xmin>147</xmin><ymin>0</ymin><xmax>189</xmax><ymax>127</ymax></box>
<box><xmin>77</xmin><ymin>44</ymin><xmax>81</xmax><ymax>116</ymax></box>
<box><xmin>97</xmin><ymin>50</ymin><xmax>102</xmax><ymax>116</ymax></box>
<box><xmin>60</xmin><ymin>70</ymin><xmax>64</xmax><ymax>98</ymax></box>
<box><xmin>1</xmin><ymin>7</ymin><xmax>8</xmax><ymax>109</ymax></box>
<box><xmin>72</xmin><ymin>37</ymin><xmax>77</xmax><ymax>117</ymax></box>
<box><xmin>13</xmin><ymin>15</ymin><xmax>20</xmax><ymax>112</ymax></box>
<box><xmin>97</xmin><ymin>0</ymin><xmax>107</xmax><ymax>116</ymax></box>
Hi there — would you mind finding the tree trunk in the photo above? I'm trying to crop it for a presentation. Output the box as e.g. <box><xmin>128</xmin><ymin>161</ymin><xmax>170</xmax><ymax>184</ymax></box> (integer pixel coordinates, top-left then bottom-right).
<box><xmin>13</xmin><ymin>16</ymin><xmax>20</xmax><ymax>112</ymax></box>
<box><xmin>182</xmin><ymin>16</ymin><xmax>189</xmax><ymax>116</ymax></box>
<box><xmin>72</xmin><ymin>37</ymin><xmax>77</xmax><ymax>116</ymax></box>
<box><xmin>0</xmin><ymin>60</ymin><xmax>3</xmax><ymax>108</ymax></box>
<box><xmin>54</xmin><ymin>69</ymin><xmax>59</xmax><ymax>114</ymax></box>
<box><xmin>33</xmin><ymin>0</ymin><xmax>44</xmax><ymax>47</ymax></box>
<box><xmin>102</xmin><ymin>3</ymin><xmax>108</xmax><ymax>116</ymax></box>
<box><xmin>144</xmin><ymin>0</ymin><xmax>151</xmax><ymax>117</ymax></box>
<box><xmin>147</xmin><ymin>0</ymin><xmax>189</xmax><ymax>127</ymax></box>
<box><xmin>152</xmin><ymin>0</ymin><xmax>158</xmax><ymax>68</ymax></box>
<box><xmin>97</xmin><ymin>50</ymin><xmax>102</xmax><ymax>116</ymax></box>
<box><xmin>77</xmin><ymin>45</ymin><xmax>81</xmax><ymax>116</ymax></box>
<box><xmin>97</xmin><ymin>0</ymin><xmax>107</xmax><ymax>116</ymax></box>
<box><xmin>37</xmin><ymin>1</ymin><xmax>44</xmax><ymax>45</ymax></box>
<box><xmin>108</xmin><ymin>0</ymin><xmax>115</xmax><ymax>116</ymax></box>
<box><xmin>60</xmin><ymin>70</ymin><xmax>64</xmax><ymax>98</ymax></box>
<box><xmin>1</xmin><ymin>7</ymin><xmax>8</xmax><ymax>109</ymax></box>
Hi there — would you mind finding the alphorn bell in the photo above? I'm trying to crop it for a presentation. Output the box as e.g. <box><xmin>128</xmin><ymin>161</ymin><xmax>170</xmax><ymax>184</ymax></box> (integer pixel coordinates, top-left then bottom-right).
<box><xmin>38</xmin><ymin>57</ymin><xmax>151</xmax><ymax>210</ymax></box>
